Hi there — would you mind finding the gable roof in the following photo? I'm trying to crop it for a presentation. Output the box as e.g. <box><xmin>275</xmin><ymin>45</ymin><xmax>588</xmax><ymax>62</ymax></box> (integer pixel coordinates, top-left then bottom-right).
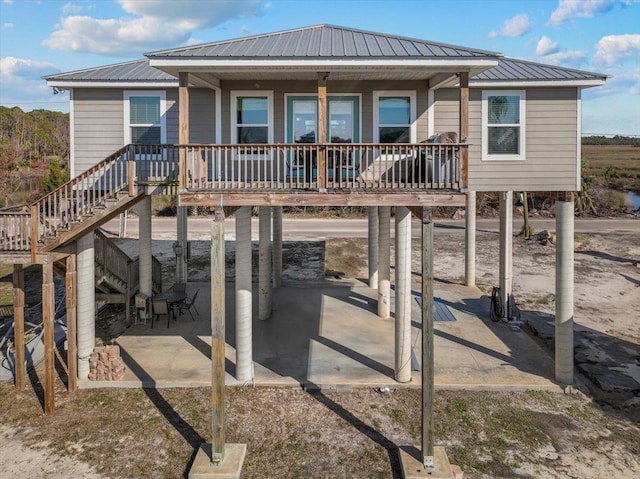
<box><xmin>43</xmin><ymin>59</ymin><xmax>176</xmax><ymax>84</ymax></box>
<box><xmin>145</xmin><ymin>24</ymin><xmax>502</xmax><ymax>59</ymax></box>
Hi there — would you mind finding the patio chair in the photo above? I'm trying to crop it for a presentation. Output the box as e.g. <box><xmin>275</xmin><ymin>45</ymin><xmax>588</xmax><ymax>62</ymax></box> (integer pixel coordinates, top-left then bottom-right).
<box><xmin>178</xmin><ymin>288</ymin><xmax>200</xmax><ymax>321</ymax></box>
<box><xmin>151</xmin><ymin>297</ymin><xmax>174</xmax><ymax>328</ymax></box>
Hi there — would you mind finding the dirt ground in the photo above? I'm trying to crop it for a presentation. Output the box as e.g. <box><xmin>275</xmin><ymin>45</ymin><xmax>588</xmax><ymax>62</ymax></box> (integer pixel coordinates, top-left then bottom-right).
<box><xmin>0</xmin><ymin>217</ymin><xmax>639</xmax><ymax>478</ymax></box>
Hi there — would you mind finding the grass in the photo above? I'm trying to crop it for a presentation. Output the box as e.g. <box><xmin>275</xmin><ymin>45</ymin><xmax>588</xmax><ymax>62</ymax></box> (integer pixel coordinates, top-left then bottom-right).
<box><xmin>582</xmin><ymin>145</ymin><xmax>640</xmax><ymax>193</ymax></box>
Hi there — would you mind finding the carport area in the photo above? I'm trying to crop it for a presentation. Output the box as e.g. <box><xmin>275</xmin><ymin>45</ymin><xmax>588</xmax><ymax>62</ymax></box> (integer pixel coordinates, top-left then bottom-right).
<box><xmin>81</xmin><ymin>280</ymin><xmax>558</xmax><ymax>391</ymax></box>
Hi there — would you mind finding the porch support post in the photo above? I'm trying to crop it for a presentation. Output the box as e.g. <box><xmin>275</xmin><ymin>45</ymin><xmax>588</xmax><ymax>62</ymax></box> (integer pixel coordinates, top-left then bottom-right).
<box><xmin>317</xmin><ymin>72</ymin><xmax>328</xmax><ymax>190</ymax></box>
<box><xmin>139</xmin><ymin>195</ymin><xmax>153</xmax><ymax>298</ymax></box>
<box><xmin>499</xmin><ymin>191</ymin><xmax>513</xmax><ymax>319</ymax></box>
<box><xmin>210</xmin><ymin>209</ymin><xmax>226</xmax><ymax>463</ymax></box>
<box><xmin>465</xmin><ymin>190</ymin><xmax>476</xmax><ymax>287</ymax></box>
<box><xmin>258</xmin><ymin>207</ymin><xmax>272</xmax><ymax>320</ymax></box>
<box><xmin>77</xmin><ymin>233</ymin><xmax>95</xmax><ymax>380</ymax></box>
<box><xmin>12</xmin><ymin>264</ymin><xmax>26</xmax><ymax>390</ymax></box>
<box><xmin>235</xmin><ymin>206</ymin><xmax>253</xmax><ymax>383</ymax></box>
<box><xmin>395</xmin><ymin>206</ymin><xmax>412</xmax><ymax>383</ymax></box>
<box><xmin>459</xmin><ymin>71</ymin><xmax>469</xmax><ymax>188</ymax></box>
<box><xmin>421</xmin><ymin>208</ymin><xmax>435</xmax><ymax>468</ymax></box>
<box><xmin>176</xmin><ymin>206</ymin><xmax>188</xmax><ymax>284</ymax></box>
<box><xmin>178</xmin><ymin>72</ymin><xmax>189</xmax><ymax>189</ymax></box>
<box><xmin>65</xmin><ymin>254</ymin><xmax>78</xmax><ymax>392</ymax></box>
<box><xmin>272</xmin><ymin>206</ymin><xmax>283</xmax><ymax>288</ymax></box>
<box><xmin>42</xmin><ymin>258</ymin><xmax>55</xmax><ymax>414</ymax></box>
<box><xmin>368</xmin><ymin>206</ymin><xmax>379</xmax><ymax>289</ymax></box>
<box><xmin>378</xmin><ymin>206</ymin><xmax>391</xmax><ymax>319</ymax></box>
<box><xmin>555</xmin><ymin>192</ymin><xmax>575</xmax><ymax>385</ymax></box>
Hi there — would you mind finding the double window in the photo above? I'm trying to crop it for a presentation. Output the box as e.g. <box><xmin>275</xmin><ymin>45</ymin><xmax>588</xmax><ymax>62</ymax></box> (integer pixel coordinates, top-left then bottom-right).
<box><xmin>373</xmin><ymin>91</ymin><xmax>416</xmax><ymax>143</ymax></box>
<box><xmin>482</xmin><ymin>90</ymin><xmax>526</xmax><ymax>161</ymax></box>
<box><xmin>231</xmin><ymin>91</ymin><xmax>273</xmax><ymax>144</ymax></box>
<box><xmin>124</xmin><ymin>91</ymin><xmax>166</xmax><ymax>144</ymax></box>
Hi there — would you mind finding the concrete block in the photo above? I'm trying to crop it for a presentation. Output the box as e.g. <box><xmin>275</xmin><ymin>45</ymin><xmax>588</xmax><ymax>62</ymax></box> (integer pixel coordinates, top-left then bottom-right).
<box><xmin>399</xmin><ymin>445</ymin><xmax>457</xmax><ymax>479</ymax></box>
<box><xmin>188</xmin><ymin>443</ymin><xmax>246</xmax><ymax>479</ymax></box>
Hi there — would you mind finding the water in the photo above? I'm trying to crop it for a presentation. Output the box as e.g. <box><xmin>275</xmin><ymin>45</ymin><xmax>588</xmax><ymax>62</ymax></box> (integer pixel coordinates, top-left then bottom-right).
<box><xmin>628</xmin><ymin>191</ymin><xmax>640</xmax><ymax>209</ymax></box>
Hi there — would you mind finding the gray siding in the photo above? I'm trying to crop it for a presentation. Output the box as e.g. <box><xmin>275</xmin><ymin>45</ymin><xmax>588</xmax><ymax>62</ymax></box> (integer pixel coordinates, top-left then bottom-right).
<box><xmin>72</xmin><ymin>87</ymin><xmax>216</xmax><ymax>176</ymax></box>
<box><xmin>435</xmin><ymin>87</ymin><xmax>579</xmax><ymax>192</ymax></box>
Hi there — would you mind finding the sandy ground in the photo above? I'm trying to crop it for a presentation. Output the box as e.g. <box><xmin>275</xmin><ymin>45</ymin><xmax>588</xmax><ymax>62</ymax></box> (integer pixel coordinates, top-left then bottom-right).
<box><xmin>2</xmin><ymin>216</ymin><xmax>639</xmax><ymax>478</ymax></box>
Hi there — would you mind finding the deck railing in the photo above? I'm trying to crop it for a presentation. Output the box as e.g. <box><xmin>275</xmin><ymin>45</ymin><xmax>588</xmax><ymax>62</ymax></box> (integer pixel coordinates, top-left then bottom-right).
<box><xmin>0</xmin><ymin>212</ymin><xmax>31</xmax><ymax>251</ymax></box>
<box><xmin>179</xmin><ymin>143</ymin><xmax>465</xmax><ymax>192</ymax></box>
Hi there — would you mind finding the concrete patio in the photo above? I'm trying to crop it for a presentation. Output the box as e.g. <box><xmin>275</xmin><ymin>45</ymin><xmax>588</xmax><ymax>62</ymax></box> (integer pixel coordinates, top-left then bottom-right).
<box><xmin>80</xmin><ymin>279</ymin><xmax>559</xmax><ymax>391</ymax></box>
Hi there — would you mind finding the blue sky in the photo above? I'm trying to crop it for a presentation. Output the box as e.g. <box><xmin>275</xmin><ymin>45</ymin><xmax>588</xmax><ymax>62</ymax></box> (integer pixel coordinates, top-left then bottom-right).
<box><xmin>1</xmin><ymin>0</ymin><xmax>638</xmax><ymax>136</ymax></box>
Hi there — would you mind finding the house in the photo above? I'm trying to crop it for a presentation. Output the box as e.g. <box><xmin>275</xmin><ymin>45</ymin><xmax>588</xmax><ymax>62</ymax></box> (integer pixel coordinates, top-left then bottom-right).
<box><xmin>2</xmin><ymin>25</ymin><xmax>606</xmax><ymax>473</ymax></box>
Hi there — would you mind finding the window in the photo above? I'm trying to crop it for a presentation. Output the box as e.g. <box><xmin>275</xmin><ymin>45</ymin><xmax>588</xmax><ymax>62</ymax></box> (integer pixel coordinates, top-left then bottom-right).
<box><xmin>231</xmin><ymin>91</ymin><xmax>273</xmax><ymax>144</ymax></box>
<box><xmin>124</xmin><ymin>91</ymin><xmax>166</xmax><ymax>144</ymax></box>
<box><xmin>373</xmin><ymin>91</ymin><xmax>416</xmax><ymax>143</ymax></box>
<box><xmin>482</xmin><ymin>90</ymin><xmax>526</xmax><ymax>161</ymax></box>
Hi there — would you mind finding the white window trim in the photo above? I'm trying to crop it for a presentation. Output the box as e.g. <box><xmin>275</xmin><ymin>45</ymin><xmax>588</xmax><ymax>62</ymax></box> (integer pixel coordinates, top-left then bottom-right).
<box><xmin>373</xmin><ymin>90</ymin><xmax>417</xmax><ymax>143</ymax></box>
<box><xmin>481</xmin><ymin>90</ymin><xmax>526</xmax><ymax>161</ymax></box>
<box><xmin>123</xmin><ymin>90</ymin><xmax>167</xmax><ymax>144</ymax></box>
<box><xmin>230</xmin><ymin>90</ymin><xmax>274</xmax><ymax>144</ymax></box>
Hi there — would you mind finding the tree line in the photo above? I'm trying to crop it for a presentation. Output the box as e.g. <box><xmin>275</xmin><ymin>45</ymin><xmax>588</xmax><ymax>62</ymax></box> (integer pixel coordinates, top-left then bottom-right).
<box><xmin>0</xmin><ymin>106</ymin><xmax>70</xmax><ymax>207</ymax></box>
<box><xmin>582</xmin><ymin>135</ymin><xmax>640</xmax><ymax>146</ymax></box>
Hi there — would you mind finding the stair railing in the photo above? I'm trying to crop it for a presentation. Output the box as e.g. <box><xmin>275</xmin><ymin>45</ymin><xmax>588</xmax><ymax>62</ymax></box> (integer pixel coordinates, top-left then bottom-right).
<box><xmin>94</xmin><ymin>229</ymin><xmax>132</xmax><ymax>286</ymax></box>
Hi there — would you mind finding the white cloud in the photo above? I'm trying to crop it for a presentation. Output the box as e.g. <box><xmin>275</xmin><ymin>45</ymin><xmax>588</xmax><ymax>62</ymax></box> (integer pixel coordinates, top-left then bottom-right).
<box><xmin>539</xmin><ymin>50</ymin><xmax>589</xmax><ymax>67</ymax></box>
<box><xmin>43</xmin><ymin>0</ymin><xmax>263</xmax><ymax>56</ymax></box>
<box><xmin>62</xmin><ymin>1</ymin><xmax>84</xmax><ymax>15</ymax></box>
<box><xmin>489</xmin><ymin>13</ymin><xmax>531</xmax><ymax>38</ymax></box>
<box><xmin>536</xmin><ymin>36</ymin><xmax>559</xmax><ymax>56</ymax></box>
<box><xmin>241</xmin><ymin>25</ymin><xmax>251</xmax><ymax>34</ymax></box>
<box><xmin>2</xmin><ymin>22</ymin><xmax>14</xmax><ymax>29</ymax></box>
<box><xmin>594</xmin><ymin>34</ymin><xmax>640</xmax><ymax>65</ymax></box>
<box><xmin>2</xmin><ymin>0</ymin><xmax>14</xmax><ymax>5</ymax></box>
<box><xmin>548</xmin><ymin>0</ymin><xmax>631</xmax><ymax>26</ymax></box>
<box><xmin>0</xmin><ymin>56</ymin><xmax>58</xmax><ymax>101</ymax></box>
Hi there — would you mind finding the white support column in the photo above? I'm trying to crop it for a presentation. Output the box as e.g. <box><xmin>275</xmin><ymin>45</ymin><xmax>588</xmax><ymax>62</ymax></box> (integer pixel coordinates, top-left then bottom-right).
<box><xmin>272</xmin><ymin>206</ymin><xmax>283</xmax><ymax>288</ymax></box>
<box><xmin>235</xmin><ymin>206</ymin><xmax>253</xmax><ymax>383</ymax></box>
<box><xmin>76</xmin><ymin>233</ymin><xmax>95</xmax><ymax>380</ymax></box>
<box><xmin>395</xmin><ymin>206</ymin><xmax>412</xmax><ymax>383</ymax></box>
<box><xmin>258</xmin><ymin>207</ymin><xmax>272</xmax><ymax>320</ymax></box>
<box><xmin>378</xmin><ymin>206</ymin><xmax>391</xmax><ymax>319</ymax></box>
<box><xmin>368</xmin><ymin>206</ymin><xmax>379</xmax><ymax>289</ymax></box>
<box><xmin>176</xmin><ymin>206</ymin><xmax>188</xmax><ymax>284</ymax></box>
<box><xmin>465</xmin><ymin>191</ymin><xmax>476</xmax><ymax>287</ymax></box>
<box><xmin>499</xmin><ymin>191</ymin><xmax>513</xmax><ymax>319</ymax></box>
<box><xmin>555</xmin><ymin>194</ymin><xmax>575</xmax><ymax>385</ymax></box>
<box><xmin>139</xmin><ymin>196</ymin><xmax>153</xmax><ymax>297</ymax></box>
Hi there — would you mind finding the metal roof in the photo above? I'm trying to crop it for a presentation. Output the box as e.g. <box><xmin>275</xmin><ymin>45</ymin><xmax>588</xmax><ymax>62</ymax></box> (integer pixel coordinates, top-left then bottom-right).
<box><xmin>145</xmin><ymin>24</ymin><xmax>502</xmax><ymax>59</ymax></box>
<box><xmin>474</xmin><ymin>57</ymin><xmax>608</xmax><ymax>82</ymax></box>
<box><xmin>43</xmin><ymin>59</ymin><xmax>175</xmax><ymax>82</ymax></box>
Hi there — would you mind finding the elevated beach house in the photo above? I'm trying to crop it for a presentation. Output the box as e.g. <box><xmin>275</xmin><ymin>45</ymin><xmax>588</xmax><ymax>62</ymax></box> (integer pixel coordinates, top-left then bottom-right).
<box><xmin>1</xmin><ymin>25</ymin><xmax>606</xmax><ymax>471</ymax></box>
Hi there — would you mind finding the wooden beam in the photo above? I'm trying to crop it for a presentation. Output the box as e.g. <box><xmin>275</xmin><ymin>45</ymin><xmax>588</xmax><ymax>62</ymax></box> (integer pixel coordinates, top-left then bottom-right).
<box><xmin>421</xmin><ymin>208</ymin><xmax>435</xmax><ymax>468</ymax></box>
<box><xmin>66</xmin><ymin>254</ymin><xmax>77</xmax><ymax>392</ymax></box>
<box><xmin>210</xmin><ymin>209</ymin><xmax>226</xmax><ymax>464</ymax></box>
<box><xmin>179</xmin><ymin>72</ymin><xmax>189</xmax><ymax>190</ymax></box>
<box><xmin>180</xmin><ymin>192</ymin><xmax>466</xmax><ymax>207</ymax></box>
<box><xmin>12</xmin><ymin>264</ymin><xmax>26</xmax><ymax>390</ymax></box>
<box><xmin>459</xmin><ymin>72</ymin><xmax>469</xmax><ymax>189</ymax></box>
<box><xmin>42</xmin><ymin>259</ymin><xmax>55</xmax><ymax>414</ymax></box>
<box><xmin>128</xmin><ymin>144</ymin><xmax>136</xmax><ymax>196</ymax></box>
<box><xmin>317</xmin><ymin>72</ymin><xmax>328</xmax><ymax>190</ymax></box>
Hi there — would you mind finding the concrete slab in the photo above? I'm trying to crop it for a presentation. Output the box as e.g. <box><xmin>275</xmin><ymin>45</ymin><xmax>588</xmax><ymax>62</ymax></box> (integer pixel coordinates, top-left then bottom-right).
<box><xmin>399</xmin><ymin>446</ymin><xmax>456</xmax><ymax>479</ymax></box>
<box><xmin>188</xmin><ymin>443</ymin><xmax>246</xmax><ymax>479</ymax></box>
<box><xmin>83</xmin><ymin>281</ymin><xmax>559</xmax><ymax>391</ymax></box>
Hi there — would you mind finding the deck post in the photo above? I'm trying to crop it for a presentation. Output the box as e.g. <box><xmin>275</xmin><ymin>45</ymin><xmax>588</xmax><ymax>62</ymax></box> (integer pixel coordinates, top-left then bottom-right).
<box><xmin>42</xmin><ymin>258</ymin><xmax>55</xmax><ymax>414</ymax></box>
<box><xmin>465</xmin><ymin>190</ymin><xmax>476</xmax><ymax>287</ymax></box>
<box><xmin>77</xmin><ymin>233</ymin><xmax>95</xmax><ymax>380</ymax></box>
<box><xmin>176</xmin><ymin>206</ymin><xmax>188</xmax><ymax>284</ymax></box>
<box><xmin>317</xmin><ymin>72</ymin><xmax>328</xmax><ymax>190</ymax></box>
<box><xmin>395</xmin><ymin>206</ymin><xmax>412</xmax><ymax>383</ymax></box>
<box><xmin>459</xmin><ymin>71</ymin><xmax>469</xmax><ymax>189</ymax></box>
<box><xmin>368</xmin><ymin>206</ymin><xmax>379</xmax><ymax>289</ymax></box>
<box><xmin>211</xmin><ymin>209</ymin><xmax>226</xmax><ymax>463</ymax></box>
<box><xmin>499</xmin><ymin>191</ymin><xmax>513</xmax><ymax>319</ymax></box>
<box><xmin>421</xmin><ymin>208</ymin><xmax>435</xmax><ymax>468</ymax></box>
<box><xmin>139</xmin><ymin>196</ymin><xmax>153</xmax><ymax>298</ymax></box>
<box><xmin>272</xmin><ymin>206</ymin><xmax>283</xmax><ymax>288</ymax></box>
<box><xmin>555</xmin><ymin>192</ymin><xmax>575</xmax><ymax>385</ymax></box>
<box><xmin>179</xmin><ymin>72</ymin><xmax>189</xmax><ymax>190</ymax></box>
<box><xmin>66</xmin><ymin>254</ymin><xmax>78</xmax><ymax>392</ymax></box>
<box><xmin>235</xmin><ymin>206</ymin><xmax>253</xmax><ymax>383</ymax></box>
<box><xmin>378</xmin><ymin>206</ymin><xmax>391</xmax><ymax>319</ymax></box>
<box><xmin>258</xmin><ymin>207</ymin><xmax>272</xmax><ymax>320</ymax></box>
<box><xmin>12</xmin><ymin>264</ymin><xmax>26</xmax><ymax>390</ymax></box>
